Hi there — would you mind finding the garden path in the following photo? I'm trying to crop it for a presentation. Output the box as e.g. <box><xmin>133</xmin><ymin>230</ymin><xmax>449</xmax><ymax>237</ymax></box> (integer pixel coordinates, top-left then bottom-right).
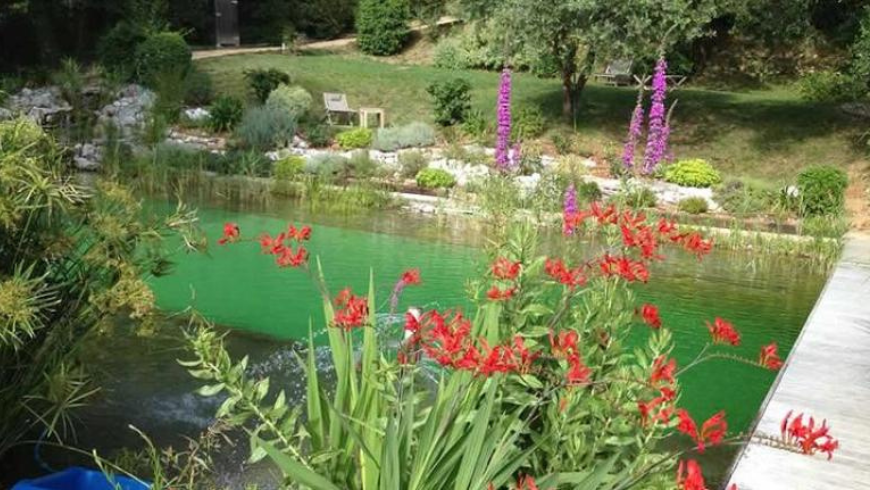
<box><xmin>726</xmin><ymin>232</ymin><xmax>870</xmax><ymax>489</ymax></box>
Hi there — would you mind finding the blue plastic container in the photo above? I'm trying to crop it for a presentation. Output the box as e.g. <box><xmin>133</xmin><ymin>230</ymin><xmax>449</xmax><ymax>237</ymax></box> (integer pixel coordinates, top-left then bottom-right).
<box><xmin>12</xmin><ymin>467</ymin><xmax>149</xmax><ymax>490</ymax></box>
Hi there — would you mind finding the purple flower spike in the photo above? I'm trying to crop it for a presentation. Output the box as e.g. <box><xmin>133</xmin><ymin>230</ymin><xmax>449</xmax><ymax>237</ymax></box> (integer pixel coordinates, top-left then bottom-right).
<box><xmin>643</xmin><ymin>57</ymin><xmax>668</xmax><ymax>174</ymax></box>
<box><xmin>496</xmin><ymin>69</ymin><xmax>513</xmax><ymax>171</ymax></box>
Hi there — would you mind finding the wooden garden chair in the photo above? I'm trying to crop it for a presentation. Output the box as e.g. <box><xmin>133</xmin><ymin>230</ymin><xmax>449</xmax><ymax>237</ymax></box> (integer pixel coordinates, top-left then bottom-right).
<box><xmin>593</xmin><ymin>60</ymin><xmax>634</xmax><ymax>86</ymax></box>
<box><xmin>323</xmin><ymin>92</ymin><xmax>357</xmax><ymax>126</ymax></box>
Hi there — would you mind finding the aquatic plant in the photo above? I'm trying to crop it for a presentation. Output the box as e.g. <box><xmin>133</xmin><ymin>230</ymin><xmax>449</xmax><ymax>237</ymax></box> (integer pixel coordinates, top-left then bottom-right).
<box><xmin>182</xmin><ymin>198</ymin><xmax>839</xmax><ymax>489</ymax></box>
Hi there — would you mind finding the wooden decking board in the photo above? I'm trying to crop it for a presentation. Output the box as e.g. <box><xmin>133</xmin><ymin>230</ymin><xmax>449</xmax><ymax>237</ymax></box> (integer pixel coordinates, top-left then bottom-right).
<box><xmin>726</xmin><ymin>235</ymin><xmax>870</xmax><ymax>490</ymax></box>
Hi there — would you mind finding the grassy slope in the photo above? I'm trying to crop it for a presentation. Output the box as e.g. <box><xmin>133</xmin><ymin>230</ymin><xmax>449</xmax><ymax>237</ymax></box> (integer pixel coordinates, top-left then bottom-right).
<box><xmin>197</xmin><ymin>51</ymin><xmax>865</xmax><ymax>185</ymax></box>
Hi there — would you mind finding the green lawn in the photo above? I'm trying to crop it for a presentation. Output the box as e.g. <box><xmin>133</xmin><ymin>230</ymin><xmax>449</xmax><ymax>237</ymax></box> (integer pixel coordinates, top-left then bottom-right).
<box><xmin>197</xmin><ymin>51</ymin><xmax>866</xmax><ymax>185</ymax></box>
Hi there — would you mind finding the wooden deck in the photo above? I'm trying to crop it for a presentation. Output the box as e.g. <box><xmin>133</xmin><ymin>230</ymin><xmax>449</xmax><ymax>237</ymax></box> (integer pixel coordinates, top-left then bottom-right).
<box><xmin>726</xmin><ymin>233</ymin><xmax>870</xmax><ymax>489</ymax></box>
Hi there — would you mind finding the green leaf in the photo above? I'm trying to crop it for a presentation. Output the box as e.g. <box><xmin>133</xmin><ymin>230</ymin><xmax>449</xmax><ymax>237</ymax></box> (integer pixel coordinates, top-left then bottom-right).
<box><xmin>255</xmin><ymin>437</ymin><xmax>342</xmax><ymax>490</ymax></box>
<box><xmin>195</xmin><ymin>383</ymin><xmax>225</xmax><ymax>397</ymax></box>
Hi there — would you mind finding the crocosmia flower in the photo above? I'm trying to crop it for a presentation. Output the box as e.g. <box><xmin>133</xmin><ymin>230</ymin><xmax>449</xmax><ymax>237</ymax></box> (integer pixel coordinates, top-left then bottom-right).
<box><xmin>217</xmin><ymin>222</ymin><xmax>240</xmax><ymax>245</ymax></box>
<box><xmin>707</xmin><ymin>317</ymin><xmax>740</xmax><ymax>346</ymax></box>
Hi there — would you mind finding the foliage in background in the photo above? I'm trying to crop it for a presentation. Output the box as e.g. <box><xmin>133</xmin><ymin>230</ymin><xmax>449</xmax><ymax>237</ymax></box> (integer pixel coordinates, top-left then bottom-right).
<box><xmin>98</xmin><ymin>21</ymin><xmax>149</xmax><ymax>81</ymax></box>
<box><xmin>356</xmin><ymin>0</ymin><xmax>411</xmax><ymax>56</ymax></box>
<box><xmin>135</xmin><ymin>32</ymin><xmax>192</xmax><ymax>87</ymax></box>
<box><xmin>714</xmin><ymin>179</ymin><xmax>778</xmax><ymax>217</ymax></box>
<box><xmin>663</xmin><ymin>159</ymin><xmax>722</xmax><ymax>188</ymax></box>
<box><xmin>398</xmin><ymin>151</ymin><xmax>429</xmax><ymax>179</ymax></box>
<box><xmin>183</xmin><ymin>68</ymin><xmax>215</xmax><ymax>106</ymax></box>
<box><xmin>208</xmin><ymin>95</ymin><xmax>245</xmax><ymax>133</ymax></box>
<box><xmin>461</xmin><ymin>109</ymin><xmax>491</xmax><ymax>143</ymax></box>
<box><xmin>678</xmin><ymin>196</ymin><xmax>710</xmax><ymax>214</ymax></box>
<box><xmin>416</xmin><ymin>167</ymin><xmax>456</xmax><ymax>189</ymax></box>
<box><xmin>336</xmin><ymin>128</ymin><xmax>374</xmax><ymax>150</ymax></box>
<box><xmin>511</xmin><ymin>106</ymin><xmax>545</xmax><ymax>141</ymax></box>
<box><xmin>0</xmin><ymin>117</ymin><xmax>201</xmax><ymax>463</ymax></box>
<box><xmin>266</xmin><ymin>85</ymin><xmax>313</xmax><ymax>120</ymax></box>
<box><xmin>235</xmin><ymin>105</ymin><xmax>297</xmax><ymax>151</ymax></box>
<box><xmin>427</xmin><ymin>78</ymin><xmax>472</xmax><ymax>126</ymax></box>
<box><xmin>796</xmin><ymin>165</ymin><xmax>848</xmax><ymax>216</ymax></box>
<box><xmin>244</xmin><ymin>69</ymin><xmax>292</xmax><ymax>104</ymax></box>
<box><xmin>373</xmin><ymin>122</ymin><xmax>436</xmax><ymax>151</ymax></box>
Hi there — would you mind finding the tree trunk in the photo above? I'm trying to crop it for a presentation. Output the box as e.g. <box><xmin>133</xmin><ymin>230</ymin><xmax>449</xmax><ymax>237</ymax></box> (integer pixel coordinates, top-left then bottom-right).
<box><xmin>562</xmin><ymin>73</ymin><xmax>589</xmax><ymax>121</ymax></box>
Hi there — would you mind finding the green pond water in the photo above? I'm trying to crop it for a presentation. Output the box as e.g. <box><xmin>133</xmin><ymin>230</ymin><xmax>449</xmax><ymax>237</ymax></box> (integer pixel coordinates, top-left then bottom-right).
<box><xmin>63</xmin><ymin>195</ymin><xmax>828</xmax><ymax>488</ymax></box>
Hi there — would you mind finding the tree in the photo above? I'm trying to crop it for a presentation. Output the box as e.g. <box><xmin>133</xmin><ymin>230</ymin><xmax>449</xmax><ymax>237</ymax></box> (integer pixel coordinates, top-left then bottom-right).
<box><xmin>458</xmin><ymin>0</ymin><xmax>719</xmax><ymax>119</ymax></box>
<box><xmin>356</xmin><ymin>0</ymin><xmax>411</xmax><ymax>56</ymax></box>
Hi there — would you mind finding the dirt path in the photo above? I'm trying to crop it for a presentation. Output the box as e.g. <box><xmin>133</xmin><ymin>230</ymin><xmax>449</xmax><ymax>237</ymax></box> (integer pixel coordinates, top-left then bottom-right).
<box><xmin>192</xmin><ymin>16</ymin><xmax>459</xmax><ymax>60</ymax></box>
<box><xmin>846</xmin><ymin>162</ymin><xmax>870</xmax><ymax>230</ymax></box>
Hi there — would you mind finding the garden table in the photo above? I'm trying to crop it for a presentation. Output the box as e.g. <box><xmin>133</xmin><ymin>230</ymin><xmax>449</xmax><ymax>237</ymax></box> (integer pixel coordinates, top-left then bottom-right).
<box><xmin>359</xmin><ymin>107</ymin><xmax>385</xmax><ymax>129</ymax></box>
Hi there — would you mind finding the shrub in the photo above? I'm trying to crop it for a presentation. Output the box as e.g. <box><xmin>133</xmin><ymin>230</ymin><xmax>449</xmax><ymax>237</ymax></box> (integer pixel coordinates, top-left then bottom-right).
<box><xmin>663</xmin><ymin>159</ymin><xmax>722</xmax><ymax>188</ymax></box>
<box><xmin>576</xmin><ymin>181</ymin><xmax>603</xmax><ymax>203</ymax></box>
<box><xmin>356</xmin><ymin>0</ymin><xmax>411</xmax><ymax>56</ymax></box>
<box><xmin>614</xmin><ymin>185</ymin><xmax>657</xmax><ymax>209</ymax></box>
<box><xmin>98</xmin><ymin>21</ymin><xmax>148</xmax><ymax>80</ymax></box>
<box><xmin>551</xmin><ymin>131</ymin><xmax>574</xmax><ymax>155</ymax></box>
<box><xmin>266</xmin><ymin>85</ymin><xmax>313</xmax><ymax>119</ymax></box>
<box><xmin>348</xmin><ymin>150</ymin><xmax>379</xmax><ymax>178</ymax></box>
<box><xmin>678</xmin><ymin>196</ymin><xmax>710</xmax><ymax>214</ymax></box>
<box><xmin>373</xmin><ymin>122</ymin><xmax>436</xmax><ymax>151</ymax></box>
<box><xmin>714</xmin><ymin>179</ymin><xmax>777</xmax><ymax>216</ymax></box>
<box><xmin>304</xmin><ymin>153</ymin><xmax>349</xmax><ymax>181</ymax></box>
<box><xmin>273</xmin><ymin>155</ymin><xmax>305</xmax><ymax>180</ymax></box>
<box><xmin>461</xmin><ymin>109</ymin><xmax>490</xmax><ymax>142</ymax></box>
<box><xmin>398</xmin><ymin>150</ymin><xmax>428</xmax><ymax>179</ymax></box>
<box><xmin>235</xmin><ymin>105</ymin><xmax>297</xmax><ymax>151</ymax></box>
<box><xmin>416</xmin><ymin>168</ymin><xmax>456</xmax><ymax>189</ymax></box>
<box><xmin>208</xmin><ymin>95</ymin><xmax>245</xmax><ymax>132</ymax></box>
<box><xmin>336</xmin><ymin>127</ymin><xmax>373</xmax><ymax>150</ymax></box>
<box><xmin>301</xmin><ymin>123</ymin><xmax>333</xmax><ymax>148</ymax></box>
<box><xmin>135</xmin><ymin>32</ymin><xmax>192</xmax><ymax>87</ymax></box>
<box><xmin>432</xmin><ymin>38</ymin><xmax>469</xmax><ymax>70</ymax></box>
<box><xmin>244</xmin><ymin>69</ymin><xmax>292</xmax><ymax>103</ymax></box>
<box><xmin>797</xmin><ymin>165</ymin><xmax>849</xmax><ymax>216</ymax></box>
<box><xmin>799</xmin><ymin>71</ymin><xmax>864</xmax><ymax>102</ymax></box>
<box><xmin>151</xmin><ymin>69</ymin><xmax>187</xmax><ymax>123</ymax></box>
<box><xmin>512</xmin><ymin>106</ymin><xmax>545</xmax><ymax>141</ymax></box>
<box><xmin>183</xmin><ymin>68</ymin><xmax>215</xmax><ymax>106</ymax></box>
<box><xmin>427</xmin><ymin>78</ymin><xmax>472</xmax><ymax>126</ymax></box>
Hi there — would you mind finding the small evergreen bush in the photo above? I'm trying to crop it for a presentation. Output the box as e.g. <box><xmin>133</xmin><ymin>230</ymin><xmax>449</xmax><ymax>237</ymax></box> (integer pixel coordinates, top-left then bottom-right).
<box><xmin>799</xmin><ymin>71</ymin><xmax>864</xmax><ymax>102</ymax></box>
<box><xmin>678</xmin><ymin>196</ymin><xmax>710</xmax><ymax>214</ymax></box>
<box><xmin>416</xmin><ymin>168</ymin><xmax>456</xmax><ymax>189</ymax></box>
<box><xmin>427</xmin><ymin>78</ymin><xmax>472</xmax><ymax>126</ymax></box>
<box><xmin>663</xmin><ymin>159</ymin><xmax>722</xmax><ymax>188</ymax></box>
<box><xmin>235</xmin><ymin>105</ymin><xmax>297</xmax><ymax>151</ymax></box>
<box><xmin>398</xmin><ymin>151</ymin><xmax>428</xmax><ymax>179</ymax></box>
<box><xmin>432</xmin><ymin>38</ymin><xmax>469</xmax><ymax>70</ymax></box>
<box><xmin>208</xmin><ymin>95</ymin><xmax>245</xmax><ymax>132</ymax></box>
<box><xmin>244</xmin><ymin>69</ymin><xmax>292</xmax><ymax>103</ymax></box>
<box><xmin>183</xmin><ymin>68</ymin><xmax>215</xmax><ymax>106</ymax></box>
<box><xmin>336</xmin><ymin>128</ymin><xmax>373</xmax><ymax>149</ymax></box>
<box><xmin>135</xmin><ymin>32</ymin><xmax>192</xmax><ymax>87</ymax></box>
<box><xmin>266</xmin><ymin>85</ymin><xmax>313</xmax><ymax>119</ymax></box>
<box><xmin>576</xmin><ymin>181</ymin><xmax>603</xmax><ymax>203</ymax></box>
<box><xmin>512</xmin><ymin>106</ymin><xmax>545</xmax><ymax>141</ymax></box>
<box><xmin>797</xmin><ymin>165</ymin><xmax>849</xmax><ymax>216</ymax></box>
<box><xmin>305</xmin><ymin>153</ymin><xmax>349</xmax><ymax>182</ymax></box>
<box><xmin>273</xmin><ymin>156</ymin><xmax>305</xmax><ymax>180</ymax></box>
<box><xmin>348</xmin><ymin>150</ymin><xmax>379</xmax><ymax>178</ymax></box>
<box><xmin>301</xmin><ymin>123</ymin><xmax>333</xmax><ymax>148</ymax></box>
<box><xmin>373</xmin><ymin>122</ymin><xmax>436</xmax><ymax>151</ymax></box>
<box><xmin>461</xmin><ymin>110</ymin><xmax>490</xmax><ymax>142</ymax></box>
<box><xmin>98</xmin><ymin>21</ymin><xmax>148</xmax><ymax>80</ymax></box>
<box><xmin>714</xmin><ymin>179</ymin><xmax>776</xmax><ymax>216</ymax></box>
<box><xmin>356</xmin><ymin>0</ymin><xmax>411</xmax><ymax>56</ymax></box>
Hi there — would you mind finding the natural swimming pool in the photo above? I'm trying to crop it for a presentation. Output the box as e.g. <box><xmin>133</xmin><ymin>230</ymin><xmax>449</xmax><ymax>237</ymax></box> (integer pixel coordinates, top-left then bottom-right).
<box><xmin>68</xmin><ymin>195</ymin><xmax>828</xmax><ymax>487</ymax></box>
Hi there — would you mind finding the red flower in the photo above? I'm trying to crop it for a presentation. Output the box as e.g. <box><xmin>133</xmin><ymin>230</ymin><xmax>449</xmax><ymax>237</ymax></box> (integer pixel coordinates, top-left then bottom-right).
<box><xmin>563</xmin><ymin>210</ymin><xmax>590</xmax><ymax>235</ymax></box>
<box><xmin>681</xmin><ymin>232</ymin><xmax>714</xmax><ymax>258</ymax></box>
<box><xmin>217</xmin><ymin>222</ymin><xmax>240</xmax><ymax>245</ymax></box>
<box><xmin>491</xmin><ymin>257</ymin><xmax>522</xmax><ymax>280</ymax></box>
<box><xmin>515</xmin><ymin>475</ymin><xmax>538</xmax><ymax>490</ymax></box>
<box><xmin>651</xmin><ymin>356</ymin><xmax>676</xmax><ymax>386</ymax></box>
<box><xmin>657</xmin><ymin>218</ymin><xmax>678</xmax><ymax>235</ymax></box>
<box><xmin>599</xmin><ymin>254</ymin><xmax>650</xmax><ymax>283</ymax></box>
<box><xmin>707</xmin><ymin>317</ymin><xmax>741</xmax><ymax>346</ymax></box>
<box><xmin>639</xmin><ymin>303</ymin><xmax>662</xmax><ymax>329</ymax></box>
<box><xmin>511</xmin><ymin>336</ymin><xmax>540</xmax><ymax>374</ymax></box>
<box><xmin>287</xmin><ymin>224</ymin><xmax>312</xmax><ymax>242</ymax></box>
<box><xmin>545</xmin><ymin>258</ymin><xmax>587</xmax><ymax>288</ymax></box>
<box><xmin>676</xmin><ymin>409</ymin><xmax>727</xmax><ymax>453</ymax></box>
<box><xmin>549</xmin><ymin>329</ymin><xmax>578</xmax><ymax>359</ymax></box>
<box><xmin>780</xmin><ymin>411</ymin><xmax>839</xmax><ymax>460</ymax></box>
<box><xmin>676</xmin><ymin>460</ymin><xmax>707</xmax><ymax>490</ymax></box>
<box><xmin>276</xmin><ymin>245</ymin><xmax>307</xmax><ymax>268</ymax></box>
<box><xmin>487</xmin><ymin>285</ymin><xmax>517</xmax><ymax>301</ymax></box>
<box><xmin>400</xmin><ymin>268</ymin><xmax>421</xmax><ymax>286</ymax></box>
<box><xmin>759</xmin><ymin>342</ymin><xmax>784</xmax><ymax>370</ymax></box>
<box><xmin>566</xmin><ymin>353</ymin><xmax>591</xmax><ymax>386</ymax></box>
<box><xmin>591</xmin><ymin>202</ymin><xmax>618</xmax><ymax>224</ymax></box>
<box><xmin>333</xmin><ymin>288</ymin><xmax>368</xmax><ymax>329</ymax></box>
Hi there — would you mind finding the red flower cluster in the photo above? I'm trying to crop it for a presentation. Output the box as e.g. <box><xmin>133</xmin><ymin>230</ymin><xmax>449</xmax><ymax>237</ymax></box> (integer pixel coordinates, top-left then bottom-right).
<box><xmin>651</xmin><ymin>355</ymin><xmax>676</xmax><ymax>385</ymax></box>
<box><xmin>759</xmin><ymin>342</ymin><xmax>784</xmax><ymax>370</ymax></box>
<box><xmin>676</xmin><ymin>460</ymin><xmax>707</xmax><ymax>490</ymax></box>
<box><xmin>707</xmin><ymin>317</ymin><xmax>741</xmax><ymax>346</ymax></box>
<box><xmin>549</xmin><ymin>329</ymin><xmax>591</xmax><ymax>386</ymax></box>
<box><xmin>259</xmin><ymin>223</ymin><xmax>313</xmax><ymax>268</ymax></box>
<box><xmin>780</xmin><ymin>411</ymin><xmax>839</xmax><ymax>460</ymax></box>
<box><xmin>544</xmin><ymin>258</ymin><xmax>587</xmax><ymax>288</ymax></box>
<box><xmin>217</xmin><ymin>222</ymin><xmax>240</xmax><ymax>245</ymax></box>
<box><xmin>621</xmin><ymin>223</ymin><xmax>659</xmax><ymax>259</ymax></box>
<box><xmin>488</xmin><ymin>475</ymin><xmax>539</xmax><ymax>490</ymax></box>
<box><xmin>639</xmin><ymin>303</ymin><xmax>662</xmax><ymax>329</ymax></box>
<box><xmin>487</xmin><ymin>285</ymin><xmax>517</xmax><ymax>301</ymax></box>
<box><xmin>600</xmin><ymin>254</ymin><xmax>650</xmax><ymax>283</ymax></box>
<box><xmin>676</xmin><ymin>409</ymin><xmax>727</xmax><ymax>453</ymax></box>
<box><xmin>400</xmin><ymin>269</ymin><xmax>421</xmax><ymax>286</ymax></box>
<box><xmin>638</xmin><ymin>355</ymin><xmax>677</xmax><ymax>426</ymax></box>
<box><xmin>333</xmin><ymin>288</ymin><xmax>368</xmax><ymax>329</ymax></box>
<box><xmin>492</xmin><ymin>257</ymin><xmax>522</xmax><ymax>280</ymax></box>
